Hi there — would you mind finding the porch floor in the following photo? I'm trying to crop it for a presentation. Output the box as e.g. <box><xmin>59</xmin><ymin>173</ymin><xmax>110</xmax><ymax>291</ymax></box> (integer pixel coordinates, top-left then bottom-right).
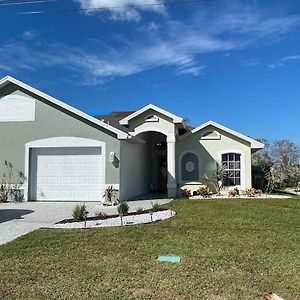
<box><xmin>129</xmin><ymin>192</ymin><xmax>169</xmax><ymax>201</ymax></box>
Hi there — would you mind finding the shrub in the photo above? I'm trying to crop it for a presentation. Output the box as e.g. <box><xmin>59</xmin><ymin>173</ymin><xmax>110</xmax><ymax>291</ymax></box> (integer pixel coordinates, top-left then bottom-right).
<box><xmin>94</xmin><ymin>211</ymin><xmax>107</xmax><ymax>219</ymax></box>
<box><xmin>72</xmin><ymin>204</ymin><xmax>87</xmax><ymax>221</ymax></box>
<box><xmin>245</xmin><ymin>188</ymin><xmax>262</xmax><ymax>197</ymax></box>
<box><xmin>0</xmin><ymin>161</ymin><xmax>25</xmax><ymax>203</ymax></box>
<box><xmin>151</xmin><ymin>202</ymin><xmax>161</xmax><ymax>212</ymax></box>
<box><xmin>181</xmin><ymin>188</ymin><xmax>191</xmax><ymax>198</ymax></box>
<box><xmin>11</xmin><ymin>187</ymin><xmax>24</xmax><ymax>202</ymax></box>
<box><xmin>228</xmin><ymin>188</ymin><xmax>239</xmax><ymax>197</ymax></box>
<box><xmin>136</xmin><ymin>207</ymin><xmax>144</xmax><ymax>214</ymax></box>
<box><xmin>118</xmin><ymin>202</ymin><xmax>129</xmax><ymax>215</ymax></box>
<box><xmin>0</xmin><ymin>184</ymin><xmax>10</xmax><ymax>203</ymax></box>
<box><xmin>197</xmin><ymin>186</ymin><xmax>211</xmax><ymax>198</ymax></box>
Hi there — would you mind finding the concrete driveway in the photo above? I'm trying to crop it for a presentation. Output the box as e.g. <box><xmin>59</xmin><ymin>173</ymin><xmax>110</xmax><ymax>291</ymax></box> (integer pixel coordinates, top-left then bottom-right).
<box><xmin>0</xmin><ymin>198</ymin><xmax>171</xmax><ymax>245</ymax></box>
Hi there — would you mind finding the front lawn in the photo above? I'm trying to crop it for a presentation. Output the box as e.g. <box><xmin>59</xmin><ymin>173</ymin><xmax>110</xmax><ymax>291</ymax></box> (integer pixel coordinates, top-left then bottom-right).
<box><xmin>0</xmin><ymin>198</ymin><xmax>299</xmax><ymax>299</ymax></box>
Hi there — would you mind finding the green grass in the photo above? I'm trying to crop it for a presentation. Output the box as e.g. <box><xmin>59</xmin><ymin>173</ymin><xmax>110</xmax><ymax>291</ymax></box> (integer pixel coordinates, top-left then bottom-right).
<box><xmin>0</xmin><ymin>198</ymin><xmax>300</xmax><ymax>300</ymax></box>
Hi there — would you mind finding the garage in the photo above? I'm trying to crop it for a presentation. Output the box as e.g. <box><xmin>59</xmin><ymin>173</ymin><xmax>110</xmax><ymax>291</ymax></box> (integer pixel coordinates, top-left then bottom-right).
<box><xmin>30</xmin><ymin>147</ymin><xmax>104</xmax><ymax>201</ymax></box>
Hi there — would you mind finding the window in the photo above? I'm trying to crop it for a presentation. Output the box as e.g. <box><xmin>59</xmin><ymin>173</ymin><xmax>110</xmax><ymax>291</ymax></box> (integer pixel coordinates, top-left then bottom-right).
<box><xmin>222</xmin><ymin>153</ymin><xmax>241</xmax><ymax>186</ymax></box>
<box><xmin>181</xmin><ymin>152</ymin><xmax>199</xmax><ymax>181</ymax></box>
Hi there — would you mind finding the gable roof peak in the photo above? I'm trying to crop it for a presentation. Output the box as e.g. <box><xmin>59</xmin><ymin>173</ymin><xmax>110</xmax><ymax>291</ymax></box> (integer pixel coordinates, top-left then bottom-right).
<box><xmin>119</xmin><ymin>103</ymin><xmax>184</xmax><ymax>125</ymax></box>
<box><xmin>191</xmin><ymin>120</ymin><xmax>264</xmax><ymax>150</ymax></box>
<box><xmin>0</xmin><ymin>75</ymin><xmax>128</xmax><ymax>139</ymax></box>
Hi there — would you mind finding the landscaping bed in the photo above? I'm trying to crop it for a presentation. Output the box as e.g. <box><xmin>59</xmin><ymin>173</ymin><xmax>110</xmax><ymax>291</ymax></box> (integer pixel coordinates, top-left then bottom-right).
<box><xmin>52</xmin><ymin>208</ymin><xmax>175</xmax><ymax>229</ymax></box>
<box><xmin>56</xmin><ymin>207</ymin><xmax>169</xmax><ymax>224</ymax></box>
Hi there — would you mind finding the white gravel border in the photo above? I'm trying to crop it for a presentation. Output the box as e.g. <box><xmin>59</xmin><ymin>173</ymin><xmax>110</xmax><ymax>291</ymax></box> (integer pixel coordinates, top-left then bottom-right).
<box><xmin>189</xmin><ymin>194</ymin><xmax>291</xmax><ymax>200</ymax></box>
<box><xmin>50</xmin><ymin>209</ymin><xmax>175</xmax><ymax>229</ymax></box>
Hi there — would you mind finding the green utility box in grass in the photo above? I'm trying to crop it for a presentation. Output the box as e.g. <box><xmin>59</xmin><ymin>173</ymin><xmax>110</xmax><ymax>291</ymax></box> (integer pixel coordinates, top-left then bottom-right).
<box><xmin>157</xmin><ymin>256</ymin><xmax>181</xmax><ymax>263</ymax></box>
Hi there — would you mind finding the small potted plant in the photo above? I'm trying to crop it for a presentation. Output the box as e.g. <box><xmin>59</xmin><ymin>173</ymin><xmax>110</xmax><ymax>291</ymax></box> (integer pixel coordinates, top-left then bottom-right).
<box><xmin>102</xmin><ymin>185</ymin><xmax>118</xmax><ymax>206</ymax></box>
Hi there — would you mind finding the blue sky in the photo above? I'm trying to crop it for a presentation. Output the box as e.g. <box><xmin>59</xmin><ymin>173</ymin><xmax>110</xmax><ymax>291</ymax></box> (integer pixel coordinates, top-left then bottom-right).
<box><xmin>1</xmin><ymin>0</ymin><xmax>300</xmax><ymax>144</ymax></box>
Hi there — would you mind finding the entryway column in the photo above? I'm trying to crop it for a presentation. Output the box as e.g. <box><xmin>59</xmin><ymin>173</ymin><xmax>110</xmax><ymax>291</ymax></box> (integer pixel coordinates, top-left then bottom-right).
<box><xmin>167</xmin><ymin>134</ymin><xmax>177</xmax><ymax>197</ymax></box>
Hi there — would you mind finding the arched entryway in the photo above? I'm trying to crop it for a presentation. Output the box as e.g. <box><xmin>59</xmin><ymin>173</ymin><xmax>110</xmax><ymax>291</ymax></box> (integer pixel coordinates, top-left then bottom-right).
<box><xmin>136</xmin><ymin>131</ymin><xmax>168</xmax><ymax>194</ymax></box>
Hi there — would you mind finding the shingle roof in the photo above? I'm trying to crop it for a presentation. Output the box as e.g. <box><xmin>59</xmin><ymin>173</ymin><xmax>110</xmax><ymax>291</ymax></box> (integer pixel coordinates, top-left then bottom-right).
<box><xmin>94</xmin><ymin>111</ymin><xmax>135</xmax><ymax>133</ymax></box>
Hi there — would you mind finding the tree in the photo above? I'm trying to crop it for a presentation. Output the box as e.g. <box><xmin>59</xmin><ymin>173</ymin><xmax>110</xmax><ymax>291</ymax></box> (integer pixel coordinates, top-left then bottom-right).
<box><xmin>252</xmin><ymin>138</ymin><xmax>273</xmax><ymax>170</ymax></box>
<box><xmin>271</xmin><ymin>140</ymin><xmax>300</xmax><ymax>187</ymax></box>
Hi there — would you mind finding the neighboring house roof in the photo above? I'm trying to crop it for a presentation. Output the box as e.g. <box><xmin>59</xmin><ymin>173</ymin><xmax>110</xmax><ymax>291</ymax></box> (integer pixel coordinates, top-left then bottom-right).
<box><xmin>119</xmin><ymin>103</ymin><xmax>184</xmax><ymax>125</ymax></box>
<box><xmin>0</xmin><ymin>76</ymin><xmax>128</xmax><ymax>139</ymax></box>
<box><xmin>94</xmin><ymin>111</ymin><xmax>135</xmax><ymax>133</ymax></box>
<box><xmin>190</xmin><ymin>120</ymin><xmax>264</xmax><ymax>150</ymax></box>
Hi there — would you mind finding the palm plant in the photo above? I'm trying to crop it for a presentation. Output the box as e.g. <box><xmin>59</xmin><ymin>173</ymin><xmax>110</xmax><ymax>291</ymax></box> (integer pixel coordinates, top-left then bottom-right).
<box><xmin>203</xmin><ymin>160</ymin><xmax>227</xmax><ymax>195</ymax></box>
<box><xmin>102</xmin><ymin>185</ymin><xmax>117</xmax><ymax>203</ymax></box>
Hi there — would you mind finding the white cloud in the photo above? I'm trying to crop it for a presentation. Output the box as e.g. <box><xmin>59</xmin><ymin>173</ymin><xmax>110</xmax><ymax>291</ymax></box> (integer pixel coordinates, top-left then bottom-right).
<box><xmin>268</xmin><ymin>63</ymin><xmax>283</xmax><ymax>69</ymax></box>
<box><xmin>213</xmin><ymin>11</ymin><xmax>299</xmax><ymax>38</ymax></box>
<box><xmin>22</xmin><ymin>30</ymin><xmax>39</xmax><ymax>41</ymax></box>
<box><xmin>1</xmin><ymin>3</ymin><xmax>300</xmax><ymax>85</ymax></box>
<box><xmin>73</xmin><ymin>0</ymin><xmax>165</xmax><ymax>21</ymax></box>
<box><xmin>239</xmin><ymin>59</ymin><xmax>261</xmax><ymax>67</ymax></box>
<box><xmin>281</xmin><ymin>55</ymin><xmax>300</xmax><ymax>61</ymax></box>
<box><xmin>176</xmin><ymin>65</ymin><xmax>206</xmax><ymax>76</ymax></box>
<box><xmin>145</xmin><ymin>21</ymin><xmax>160</xmax><ymax>31</ymax></box>
<box><xmin>268</xmin><ymin>54</ymin><xmax>300</xmax><ymax>69</ymax></box>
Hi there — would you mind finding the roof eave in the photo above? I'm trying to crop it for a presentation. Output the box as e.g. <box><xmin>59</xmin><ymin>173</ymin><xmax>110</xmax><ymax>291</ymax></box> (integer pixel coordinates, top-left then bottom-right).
<box><xmin>119</xmin><ymin>103</ymin><xmax>184</xmax><ymax>125</ymax></box>
<box><xmin>0</xmin><ymin>76</ymin><xmax>128</xmax><ymax>140</ymax></box>
<box><xmin>189</xmin><ymin>120</ymin><xmax>265</xmax><ymax>150</ymax></box>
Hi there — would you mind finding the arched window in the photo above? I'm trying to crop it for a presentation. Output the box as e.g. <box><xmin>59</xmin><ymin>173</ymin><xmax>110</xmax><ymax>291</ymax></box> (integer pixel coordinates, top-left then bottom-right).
<box><xmin>222</xmin><ymin>153</ymin><xmax>241</xmax><ymax>186</ymax></box>
<box><xmin>181</xmin><ymin>152</ymin><xmax>199</xmax><ymax>181</ymax></box>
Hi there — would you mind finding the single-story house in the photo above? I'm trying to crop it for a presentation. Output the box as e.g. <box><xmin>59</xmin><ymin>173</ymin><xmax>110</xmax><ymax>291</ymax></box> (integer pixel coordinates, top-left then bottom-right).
<box><xmin>0</xmin><ymin>76</ymin><xmax>264</xmax><ymax>201</ymax></box>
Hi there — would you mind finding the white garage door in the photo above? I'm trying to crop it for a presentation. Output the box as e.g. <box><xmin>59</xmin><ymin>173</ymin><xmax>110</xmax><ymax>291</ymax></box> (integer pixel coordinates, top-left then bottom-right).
<box><xmin>31</xmin><ymin>147</ymin><xmax>104</xmax><ymax>201</ymax></box>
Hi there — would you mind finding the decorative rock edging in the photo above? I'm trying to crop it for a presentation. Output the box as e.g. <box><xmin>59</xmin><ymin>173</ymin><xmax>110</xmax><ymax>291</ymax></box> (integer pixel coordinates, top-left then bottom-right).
<box><xmin>50</xmin><ymin>209</ymin><xmax>175</xmax><ymax>229</ymax></box>
<box><xmin>189</xmin><ymin>194</ymin><xmax>291</xmax><ymax>200</ymax></box>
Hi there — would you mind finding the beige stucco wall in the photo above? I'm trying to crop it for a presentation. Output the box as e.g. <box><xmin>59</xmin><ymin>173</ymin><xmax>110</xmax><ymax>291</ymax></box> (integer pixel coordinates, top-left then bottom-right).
<box><xmin>176</xmin><ymin>124</ymin><xmax>252</xmax><ymax>189</ymax></box>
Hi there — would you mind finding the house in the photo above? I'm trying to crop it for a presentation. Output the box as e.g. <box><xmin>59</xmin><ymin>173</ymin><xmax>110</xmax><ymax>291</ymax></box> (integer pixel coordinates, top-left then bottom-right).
<box><xmin>0</xmin><ymin>76</ymin><xmax>264</xmax><ymax>202</ymax></box>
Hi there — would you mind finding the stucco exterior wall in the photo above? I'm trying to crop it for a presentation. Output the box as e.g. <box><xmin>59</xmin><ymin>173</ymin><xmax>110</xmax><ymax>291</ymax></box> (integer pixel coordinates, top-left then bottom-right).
<box><xmin>176</xmin><ymin>125</ymin><xmax>252</xmax><ymax>189</ymax></box>
<box><xmin>119</xmin><ymin>136</ymin><xmax>150</xmax><ymax>200</ymax></box>
<box><xmin>127</xmin><ymin>109</ymin><xmax>175</xmax><ymax>136</ymax></box>
<box><xmin>0</xmin><ymin>83</ymin><xmax>120</xmax><ymax>186</ymax></box>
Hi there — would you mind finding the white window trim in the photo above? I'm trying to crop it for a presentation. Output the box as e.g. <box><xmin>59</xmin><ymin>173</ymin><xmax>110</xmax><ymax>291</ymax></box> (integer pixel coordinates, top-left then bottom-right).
<box><xmin>218</xmin><ymin>149</ymin><xmax>245</xmax><ymax>190</ymax></box>
<box><xmin>178</xmin><ymin>150</ymin><xmax>201</xmax><ymax>184</ymax></box>
<box><xmin>23</xmin><ymin>137</ymin><xmax>106</xmax><ymax>201</ymax></box>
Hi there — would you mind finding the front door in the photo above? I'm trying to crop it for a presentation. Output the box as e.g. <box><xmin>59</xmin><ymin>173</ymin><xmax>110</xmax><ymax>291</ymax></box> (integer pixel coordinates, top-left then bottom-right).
<box><xmin>157</xmin><ymin>156</ymin><xmax>167</xmax><ymax>192</ymax></box>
